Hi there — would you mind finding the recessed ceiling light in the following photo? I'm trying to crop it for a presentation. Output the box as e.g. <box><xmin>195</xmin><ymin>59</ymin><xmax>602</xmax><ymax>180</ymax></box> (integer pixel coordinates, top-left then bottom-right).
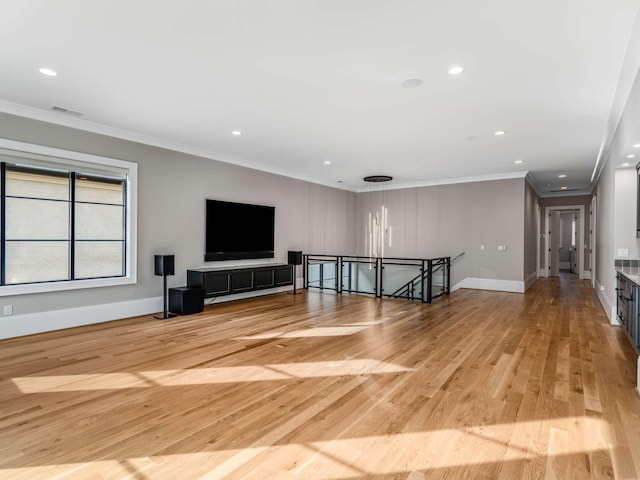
<box><xmin>514</xmin><ymin>159</ymin><xmax>524</xmax><ymax>164</ymax></box>
<box><xmin>634</xmin><ymin>143</ymin><xmax>640</xmax><ymax>148</ymax></box>
<box><xmin>558</xmin><ymin>174</ymin><xmax>567</xmax><ymax>178</ymax></box>
<box><xmin>231</xmin><ymin>131</ymin><xmax>242</xmax><ymax>136</ymax></box>
<box><xmin>39</xmin><ymin>67</ymin><xmax>57</xmax><ymax>77</ymax></box>
<box><xmin>494</xmin><ymin>130</ymin><xmax>506</xmax><ymax>136</ymax></box>
<box><xmin>626</xmin><ymin>154</ymin><xmax>636</xmax><ymax>159</ymax></box>
<box><xmin>401</xmin><ymin>78</ymin><xmax>423</xmax><ymax>88</ymax></box>
<box><xmin>622</xmin><ymin>163</ymin><xmax>631</xmax><ymax>167</ymax></box>
<box><xmin>324</xmin><ymin>161</ymin><xmax>331</xmax><ymax>165</ymax></box>
<box><xmin>448</xmin><ymin>65</ymin><xmax>464</xmax><ymax>76</ymax></box>
<box><xmin>561</xmin><ymin>186</ymin><xmax>568</xmax><ymax>190</ymax></box>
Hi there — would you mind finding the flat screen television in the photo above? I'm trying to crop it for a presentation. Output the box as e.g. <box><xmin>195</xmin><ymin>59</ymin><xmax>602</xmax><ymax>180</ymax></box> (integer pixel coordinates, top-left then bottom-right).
<box><xmin>205</xmin><ymin>199</ymin><xmax>275</xmax><ymax>261</ymax></box>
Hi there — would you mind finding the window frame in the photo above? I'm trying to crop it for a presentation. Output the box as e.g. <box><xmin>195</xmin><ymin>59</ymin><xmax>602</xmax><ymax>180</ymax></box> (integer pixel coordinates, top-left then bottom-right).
<box><xmin>0</xmin><ymin>139</ymin><xmax>137</xmax><ymax>296</ymax></box>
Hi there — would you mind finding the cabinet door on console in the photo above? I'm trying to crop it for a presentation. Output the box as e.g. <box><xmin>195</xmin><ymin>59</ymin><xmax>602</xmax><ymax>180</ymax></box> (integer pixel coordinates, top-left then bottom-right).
<box><xmin>206</xmin><ymin>271</ymin><xmax>231</xmax><ymax>296</ymax></box>
<box><xmin>275</xmin><ymin>265</ymin><xmax>293</xmax><ymax>286</ymax></box>
<box><xmin>254</xmin><ymin>268</ymin><xmax>275</xmax><ymax>289</ymax></box>
<box><xmin>231</xmin><ymin>271</ymin><xmax>254</xmax><ymax>292</ymax></box>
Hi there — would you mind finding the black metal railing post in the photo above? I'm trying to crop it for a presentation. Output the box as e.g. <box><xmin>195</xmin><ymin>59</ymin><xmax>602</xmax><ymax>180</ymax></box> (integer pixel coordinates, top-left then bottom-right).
<box><xmin>446</xmin><ymin>256</ymin><xmax>451</xmax><ymax>295</ymax></box>
<box><xmin>337</xmin><ymin>256</ymin><xmax>342</xmax><ymax>293</ymax></box>
<box><xmin>376</xmin><ymin>257</ymin><xmax>382</xmax><ymax>298</ymax></box>
<box><xmin>426</xmin><ymin>259</ymin><xmax>433</xmax><ymax>303</ymax></box>
<box><xmin>303</xmin><ymin>254</ymin><xmax>308</xmax><ymax>289</ymax></box>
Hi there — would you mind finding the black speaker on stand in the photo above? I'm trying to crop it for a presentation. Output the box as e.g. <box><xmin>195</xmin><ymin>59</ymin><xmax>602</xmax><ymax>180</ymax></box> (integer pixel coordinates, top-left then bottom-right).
<box><xmin>288</xmin><ymin>251</ymin><xmax>303</xmax><ymax>295</ymax></box>
<box><xmin>154</xmin><ymin>255</ymin><xmax>177</xmax><ymax>319</ymax></box>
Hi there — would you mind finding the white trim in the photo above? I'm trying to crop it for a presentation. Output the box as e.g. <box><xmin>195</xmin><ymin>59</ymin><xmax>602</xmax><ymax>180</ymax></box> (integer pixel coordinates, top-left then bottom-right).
<box><xmin>356</xmin><ymin>171</ymin><xmax>529</xmax><ymax>193</ymax></box>
<box><xmin>544</xmin><ymin>205</ymin><xmax>585</xmax><ymax>280</ymax></box>
<box><xmin>524</xmin><ymin>271</ymin><xmax>537</xmax><ymax>291</ymax></box>
<box><xmin>0</xmin><ymin>138</ymin><xmax>138</xmax><ymax>296</ymax></box>
<box><xmin>594</xmin><ymin>279</ymin><xmax>616</xmax><ymax>324</ymax></box>
<box><xmin>583</xmin><ymin>270</ymin><xmax>592</xmax><ymax>280</ymax></box>
<box><xmin>539</xmin><ymin>269</ymin><xmax>546</xmax><ymax>277</ymax></box>
<box><xmin>591</xmin><ymin>196</ymin><xmax>596</xmax><ymax>289</ymax></box>
<box><xmin>0</xmin><ymin>296</ymin><xmax>162</xmax><ymax>340</ymax></box>
<box><xmin>0</xmin><ymin>101</ymin><xmax>534</xmax><ymax>194</ymax></box>
<box><xmin>452</xmin><ymin>277</ymin><xmax>525</xmax><ymax>293</ymax></box>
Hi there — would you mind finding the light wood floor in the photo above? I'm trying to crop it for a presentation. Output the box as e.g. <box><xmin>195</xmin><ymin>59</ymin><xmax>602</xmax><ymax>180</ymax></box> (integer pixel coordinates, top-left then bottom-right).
<box><xmin>0</xmin><ymin>275</ymin><xmax>639</xmax><ymax>479</ymax></box>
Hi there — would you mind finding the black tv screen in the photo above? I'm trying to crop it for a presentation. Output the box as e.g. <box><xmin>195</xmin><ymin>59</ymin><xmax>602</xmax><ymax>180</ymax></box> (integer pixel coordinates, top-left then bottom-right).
<box><xmin>205</xmin><ymin>199</ymin><xmax>275</xmax><ymax>261</ymax></box>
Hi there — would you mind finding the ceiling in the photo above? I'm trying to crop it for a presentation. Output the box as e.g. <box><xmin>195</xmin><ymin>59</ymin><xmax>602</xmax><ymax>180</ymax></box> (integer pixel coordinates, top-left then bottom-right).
<box><xmin>1</xmin><ymin>0</ymin><xmax>639</xmax><ymax>195</ymax></box>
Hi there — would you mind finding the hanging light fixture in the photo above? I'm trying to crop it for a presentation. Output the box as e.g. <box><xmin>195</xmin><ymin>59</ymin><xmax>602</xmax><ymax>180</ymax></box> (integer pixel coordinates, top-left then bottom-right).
<box><xmin>364</xmin><ymin>175</ymin><xmax>393</xmax><ymax>259</ymax></box>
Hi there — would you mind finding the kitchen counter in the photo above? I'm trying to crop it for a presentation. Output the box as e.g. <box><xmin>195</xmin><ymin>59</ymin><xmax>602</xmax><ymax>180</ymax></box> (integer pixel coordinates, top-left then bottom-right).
<box><xmin>615</xmin><ymin>266</ymin><xmax>640</xmax><ymax>286</ymax></box>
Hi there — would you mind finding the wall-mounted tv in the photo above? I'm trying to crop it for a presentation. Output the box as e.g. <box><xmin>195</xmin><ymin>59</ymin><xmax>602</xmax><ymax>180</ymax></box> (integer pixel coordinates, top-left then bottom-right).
<box><xmin>205</xmin><ymin>199</ymin><xmax>275</xmax><ymax>261</ymax></box>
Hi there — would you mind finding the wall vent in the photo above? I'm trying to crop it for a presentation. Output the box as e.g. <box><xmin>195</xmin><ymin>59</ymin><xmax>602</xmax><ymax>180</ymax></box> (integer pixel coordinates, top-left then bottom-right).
<box><xmin>549</xmin><ymin>188</ymin><xmax>579</xmax><ymax>193</ymax></box>
<box><xmin>50</xmin><ymin>106</ymin><xmax>83</xmax><ymax>117</ymax></box>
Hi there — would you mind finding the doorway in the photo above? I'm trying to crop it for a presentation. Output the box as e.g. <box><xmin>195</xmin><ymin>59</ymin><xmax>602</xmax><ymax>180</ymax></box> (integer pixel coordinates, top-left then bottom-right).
<box><xmin>544</xmin><ymin>205</ymin><xmax>584</xmax><ymax>279</ymax></box>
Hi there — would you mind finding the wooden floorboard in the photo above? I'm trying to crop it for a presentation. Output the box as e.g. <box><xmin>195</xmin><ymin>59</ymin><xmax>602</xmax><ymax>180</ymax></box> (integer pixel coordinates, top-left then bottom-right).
<box><xmin>0</xmin><ymin>274</ymin><xmax>639</xmax><ymax>479</ymax></box>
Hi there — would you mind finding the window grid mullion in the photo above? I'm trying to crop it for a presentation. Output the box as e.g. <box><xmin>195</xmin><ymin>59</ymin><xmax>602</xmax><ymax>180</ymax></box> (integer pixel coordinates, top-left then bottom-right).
<box><xmin>1</xmin><ymin>162</ymin><xmax>6</xmax><ymax>286</ymax></box>
<box><xmin>70</xmin><ymin>172</ymin><xmax>76</xmax><ymax>281</ymax></box>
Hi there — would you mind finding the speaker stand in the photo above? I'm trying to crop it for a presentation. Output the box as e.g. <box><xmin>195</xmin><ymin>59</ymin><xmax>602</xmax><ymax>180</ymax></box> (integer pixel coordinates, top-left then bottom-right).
<box><xmin>288</xmin><ymin>264</ymin><xmax>302</xmax><ymax>295</ymax></box>
<box><xmin>155</xmin><ymin>273</ymin><xmax>177</xmax><ymax>319</ymax></box>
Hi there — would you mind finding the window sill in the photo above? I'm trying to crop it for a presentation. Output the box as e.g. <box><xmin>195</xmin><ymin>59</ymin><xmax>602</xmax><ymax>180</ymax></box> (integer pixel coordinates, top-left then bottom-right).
<box><xmin>0</xmin><ymin>275</ymin><xmax>137</xmax><ymax>297</ymax></box>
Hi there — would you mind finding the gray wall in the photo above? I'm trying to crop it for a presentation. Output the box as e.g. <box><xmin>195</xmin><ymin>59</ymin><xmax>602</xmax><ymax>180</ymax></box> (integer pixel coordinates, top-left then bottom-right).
<box><xmin>0</xmin><ymin>112</ymin><xmax>357</xmax><ymax>316</ymax></box>
<box><xmin>523</xmin><ymin>179</ymin><xmax>539</xmax><ymax>285</ymax></box>
<box><xmin>356</xmin><ymin>178</ymin><xmax>526</xmax><ymax>287</ymax></box>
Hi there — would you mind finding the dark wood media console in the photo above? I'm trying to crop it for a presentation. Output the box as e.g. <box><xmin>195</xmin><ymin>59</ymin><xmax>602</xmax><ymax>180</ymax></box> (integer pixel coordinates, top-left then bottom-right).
<box><xmin>187</xmin><ymin>264</ymin><xmax>293</xmax><ymax>298</ymax></box>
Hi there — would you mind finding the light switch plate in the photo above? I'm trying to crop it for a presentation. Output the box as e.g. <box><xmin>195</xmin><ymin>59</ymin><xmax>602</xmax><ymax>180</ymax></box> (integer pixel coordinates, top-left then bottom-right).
<box><xmin>617</xmin><ymin>248</ymin><xmax>630</xmax><ymax>258</ymax></box>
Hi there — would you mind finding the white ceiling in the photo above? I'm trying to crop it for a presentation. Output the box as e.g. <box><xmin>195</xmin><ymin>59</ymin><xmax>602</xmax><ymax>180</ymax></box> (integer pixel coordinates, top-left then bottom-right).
<box><xmin>1</xmin><ymin>0</ymin><xmax>639</xmax><ymax>195</ymax></box>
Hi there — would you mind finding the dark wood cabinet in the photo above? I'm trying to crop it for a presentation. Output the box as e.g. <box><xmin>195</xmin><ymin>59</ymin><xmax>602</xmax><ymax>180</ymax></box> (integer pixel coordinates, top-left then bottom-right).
<box><xmin>187</xmin><ymin>264</ymin><xmax>293</xmax><ymax>298</ymax></box>
<box><xmin>616</xmin><ymin>271</ymin><xmax>640</xmax><ymax>350</ymax></box>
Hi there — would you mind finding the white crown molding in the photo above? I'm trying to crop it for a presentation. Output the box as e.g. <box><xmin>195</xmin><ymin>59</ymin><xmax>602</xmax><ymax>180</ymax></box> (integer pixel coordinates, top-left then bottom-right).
<box><xmin>591</xmin><ymin>8</ymin><xmax>640</xmax><ymax>185</ymax></box>
<box><xmin>0</xmin><ymin>100</ymin><xmax>540</xmax><ymax>195</ymax></box>
<box><xmin>0</xmin><ymin>99</ymin><xmax>356</xmax><ymax>193</ymax></box>
<box><xmin>356</xmin><ymin>171</ymin><xmax>529</xmax><ymax>193</ymax></box>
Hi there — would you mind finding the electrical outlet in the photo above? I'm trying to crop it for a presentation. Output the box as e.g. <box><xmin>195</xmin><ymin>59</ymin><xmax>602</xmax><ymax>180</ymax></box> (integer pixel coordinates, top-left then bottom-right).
<box><xmin>3</xmin><ymin>305</ymin><xmax>13</xmax><ymax>315</ymax></box>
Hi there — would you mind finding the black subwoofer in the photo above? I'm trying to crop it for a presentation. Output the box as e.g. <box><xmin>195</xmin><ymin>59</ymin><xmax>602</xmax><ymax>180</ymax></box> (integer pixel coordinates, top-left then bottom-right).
<box><xmin>169</xmin><ymin>286</ymin><xmax>204</xmax><ymax>315</ymax></box>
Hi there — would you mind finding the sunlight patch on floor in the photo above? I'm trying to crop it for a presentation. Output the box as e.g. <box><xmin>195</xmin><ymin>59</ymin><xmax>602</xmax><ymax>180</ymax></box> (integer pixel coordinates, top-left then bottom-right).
<box><xmin>12</xmin><ymin>359</ymin><xmax>413</xmax><ymax>393</ymax></box>
<box><xmin>235</xmin><ymin>325</ymin><xmax>368</xmax><ymax>339</ymax></box>
<box><xmin>0</xmin><ymin>416</ymin><xmax>612</xmax><ymax>479</ymax></box>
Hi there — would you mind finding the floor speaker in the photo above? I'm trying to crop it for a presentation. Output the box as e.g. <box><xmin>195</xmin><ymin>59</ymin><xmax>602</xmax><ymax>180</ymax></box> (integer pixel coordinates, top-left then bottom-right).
<box><xmin>287</xmin><ymin>251</ymin><xmax>303</xmax><ymax>295</ymax></box>
<box><xmin>288</xmin><ymin>251</ymin><xmax>302</xmax><ymax>265</ymax></box>
<box><xmin>154</xmin><ymin>255</ymin><xmax>175</xmax><ymax>276</ymax></box>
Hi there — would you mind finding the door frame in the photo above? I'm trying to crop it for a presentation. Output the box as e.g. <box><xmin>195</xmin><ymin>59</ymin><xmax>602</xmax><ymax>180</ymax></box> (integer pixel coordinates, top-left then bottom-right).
<box><xmin>544</xmin><ymin>205</ymin><xmax>585</xmax><ymax>279</ymax></box>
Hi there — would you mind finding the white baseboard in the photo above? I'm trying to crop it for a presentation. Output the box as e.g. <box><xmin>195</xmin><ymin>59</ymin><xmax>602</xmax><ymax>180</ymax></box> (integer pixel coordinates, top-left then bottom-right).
<box><xmin>637</xmin><ymin>357</ymin><xmax>640</xmax><ymax>395</ymax></box>
<box><xmin>0</xmin><ymin>280</ymin><xmax>304</xmax><ymax>340</ymax></box>
<box><xmin>593</xmin><ymin>279</ymin><xmax>617</xmax><ymax>325</ymax></box>
<box><xmin>583</xmin><ymin>270</ymin><xmax>592</xmax><ymax>280</ymax></box>
<box><xmin>538</xmin><ymin>268</ymin><xmax>546</xmax><ymax>277</ymax></box>
<box><xmin>524</xmin><ymin>271</ymin><xmax>537</xmax><ymax>291</ymax></box>
<box><xmin>0</xmin><ymin>296</ymin><xmax>163</xmax><ymax>340</ymax></box>
<box><xmin>452</xmin><ymin>277</ymin><xmax>525</xmax><ymax>294</ymax></box>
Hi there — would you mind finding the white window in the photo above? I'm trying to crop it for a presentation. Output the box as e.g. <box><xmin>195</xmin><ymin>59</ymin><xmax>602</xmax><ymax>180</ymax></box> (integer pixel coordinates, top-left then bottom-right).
<box><xmin>0</xmin><ymin>139</ymin><xmax>137</xmax><ymax>296</ymax></box>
